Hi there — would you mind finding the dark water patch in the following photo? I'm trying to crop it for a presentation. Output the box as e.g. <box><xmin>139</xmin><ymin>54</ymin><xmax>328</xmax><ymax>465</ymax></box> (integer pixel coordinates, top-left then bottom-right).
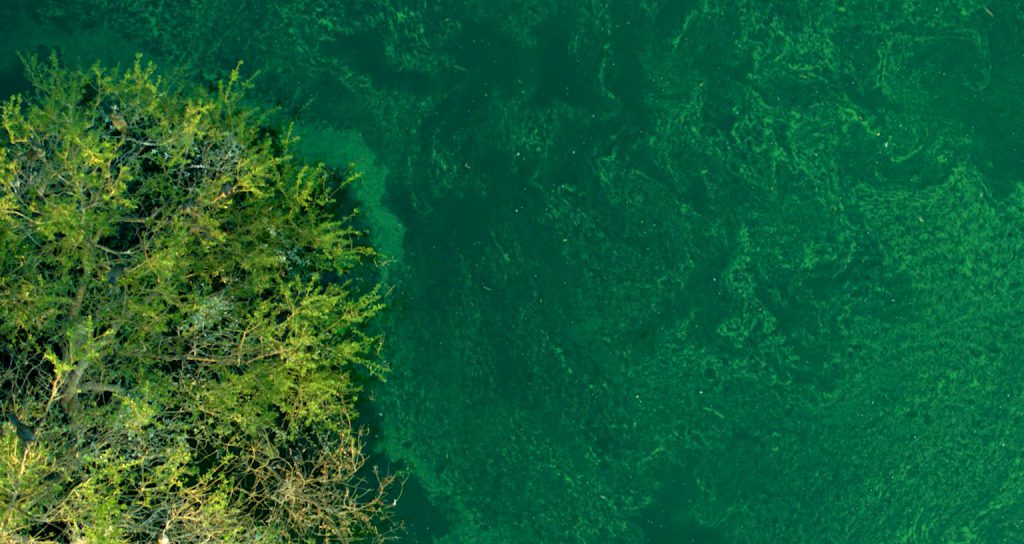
<box><xmin>640</xmin><ymin>465</ymin><xmax>726</xmax><ymax>544</ymax></box>
<box><xmin>392</xmin><ymin>474</ymin><xmax>452</xmax><ymax>542</ymax></box>
<box><xmin>532</xmin><ymin>14</ymin><xmax>604</xmax><ymax>110</ymax></box>
<box><xmin>0</xmin><ymin>58</ymin><xmax>30</xmax><ymax>99</ymax></box>
<box><xmin>324</xmin><ymin>31</ymin><xmax>442</xmax><ymax>95</ymax></box>
<box><xmin>448</xmin><ymin>19</ymin><xmax>528</xmax><ymax>94</ymax></box>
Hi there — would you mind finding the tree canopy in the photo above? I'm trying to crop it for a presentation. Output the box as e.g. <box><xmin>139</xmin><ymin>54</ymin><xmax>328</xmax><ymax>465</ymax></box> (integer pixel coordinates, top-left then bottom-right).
<box><xmin>0</xmin><ymin>55</ymin><xmax>393</xmax><ymax>543</ymax></box>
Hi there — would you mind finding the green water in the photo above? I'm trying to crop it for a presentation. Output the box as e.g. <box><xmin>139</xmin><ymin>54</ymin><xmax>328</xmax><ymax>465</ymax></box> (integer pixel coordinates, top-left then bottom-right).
<box><xmin>5</xmin><ymin>1</ymin><xmax>1024</xmax><ymax>542</ymax></box>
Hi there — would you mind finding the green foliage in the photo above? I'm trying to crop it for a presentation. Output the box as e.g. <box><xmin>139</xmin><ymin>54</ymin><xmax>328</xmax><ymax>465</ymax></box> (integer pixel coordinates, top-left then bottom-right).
<box><xmin>0</xmin><ymin>55</ymin><xmax>393</xmax><ymax>543</ymax></box>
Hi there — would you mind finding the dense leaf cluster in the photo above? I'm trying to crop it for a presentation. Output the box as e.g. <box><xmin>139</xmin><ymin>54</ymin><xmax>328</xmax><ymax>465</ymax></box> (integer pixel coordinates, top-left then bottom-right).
<box><xmin>0</xmin><ymin>56</ymin><xmax>392</xmax><ymax>543</ymax></box>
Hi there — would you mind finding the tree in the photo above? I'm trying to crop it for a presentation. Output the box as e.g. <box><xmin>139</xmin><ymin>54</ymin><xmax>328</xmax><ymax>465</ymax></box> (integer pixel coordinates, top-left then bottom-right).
<box><xmin>0</xmin><ymin>54</ymin><xmax>394</xmax><ymax>543</ymax></box>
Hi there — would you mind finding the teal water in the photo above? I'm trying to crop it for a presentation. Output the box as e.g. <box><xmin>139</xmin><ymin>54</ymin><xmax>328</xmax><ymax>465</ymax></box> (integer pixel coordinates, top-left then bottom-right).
<box><xmin>4</xmin><ymin>1</ymin><xmax>1024</xmax><ymax>542</ymax></box>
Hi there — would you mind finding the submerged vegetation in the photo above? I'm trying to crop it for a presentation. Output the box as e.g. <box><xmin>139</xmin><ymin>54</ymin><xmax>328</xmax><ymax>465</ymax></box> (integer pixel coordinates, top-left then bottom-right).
<box><xmin>0</xmin><ymin>55</ymin><xmax>393</xmax><ymax>542</ymax></box>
